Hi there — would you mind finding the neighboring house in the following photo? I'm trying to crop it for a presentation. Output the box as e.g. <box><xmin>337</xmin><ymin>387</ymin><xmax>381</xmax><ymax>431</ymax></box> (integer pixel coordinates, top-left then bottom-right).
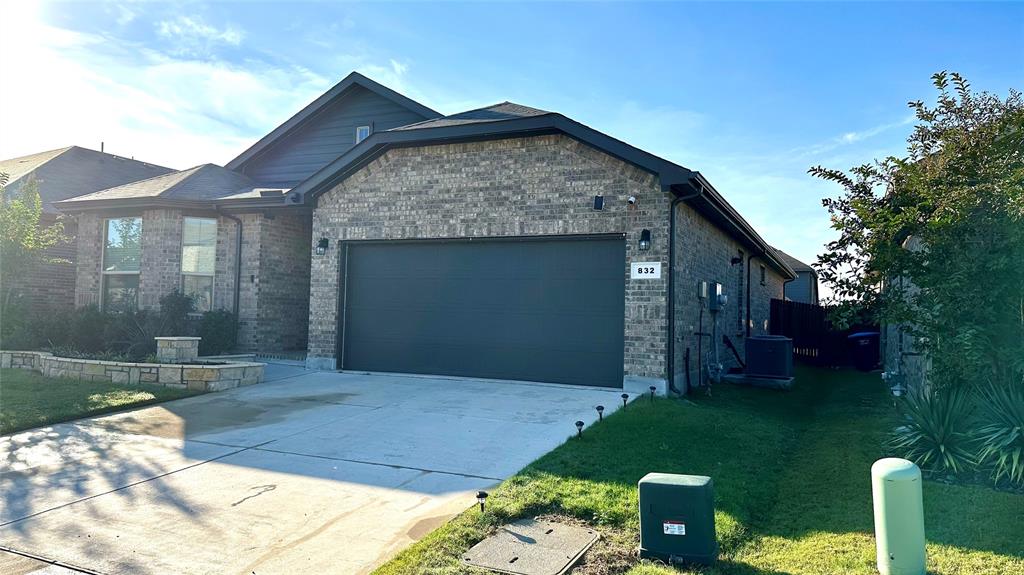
<box><xmin>56</xmin><ymin>72</ymin><xmax>795</xmax><ymax>392</ymax></box>
<box><xmin>0</xmin><ymin>146</ymin><xmax>172</xmax><ymax>311</ymax></box>
<box><xmin>775</xmin><ymin>249</ymin><xmax>819</xmax><ymax>304</ymax></box>
<box><xmin>881</xmin><ymin>235</ymin><xmax>929</xmax><ymax>391</ymax></box>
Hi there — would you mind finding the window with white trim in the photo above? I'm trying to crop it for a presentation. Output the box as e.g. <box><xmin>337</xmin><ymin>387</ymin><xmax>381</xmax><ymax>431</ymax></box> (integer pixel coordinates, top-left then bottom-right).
<box><xmin>181</xmin><ymin>217</ymin><xmax>217</xmax><ymax>312</ymax></box>
<box><xmin>355</xmin><ymin>125</ymin><xmax>371</xmax><ymax>143</ymax></box>
<box><xmin>102</xmin><ymin>217</ymin><xmax>142</xmax><ymax>312</ymax></box>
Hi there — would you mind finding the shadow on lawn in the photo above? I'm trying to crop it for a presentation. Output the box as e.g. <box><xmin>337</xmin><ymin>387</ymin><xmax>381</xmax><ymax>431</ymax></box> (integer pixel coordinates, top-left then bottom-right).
<box><xmin>519</xmin><ymin>366</ymin><xmax>1024</xmax><ymax>566</ymax></box>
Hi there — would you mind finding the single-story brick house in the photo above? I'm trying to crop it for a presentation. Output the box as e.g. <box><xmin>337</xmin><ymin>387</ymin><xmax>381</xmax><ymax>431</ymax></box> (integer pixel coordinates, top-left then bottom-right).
<box><xmin>56</xmin><ymin>72</ymin><xmax>794</xmax><ymax>393</ymax></box>
<box><xmin>0</xmin><ymin>146</ymin><xmax>171</xmax><ymax>312</ymax></box>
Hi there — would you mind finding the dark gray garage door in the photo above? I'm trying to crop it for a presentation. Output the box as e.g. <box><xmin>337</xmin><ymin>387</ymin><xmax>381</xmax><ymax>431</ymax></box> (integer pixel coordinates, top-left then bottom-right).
<box><xmin>340</xmin><ymin>236</ymin><xmax>625</xmax><ymax>387</ymax></box>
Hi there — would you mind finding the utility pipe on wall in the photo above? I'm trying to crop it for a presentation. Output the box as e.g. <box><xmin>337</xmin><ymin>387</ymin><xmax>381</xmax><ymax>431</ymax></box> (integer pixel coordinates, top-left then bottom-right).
<box><xmin>667</xmin><ymin>184</ymin><xmax>701</xmax><ymax>395</ymax></box>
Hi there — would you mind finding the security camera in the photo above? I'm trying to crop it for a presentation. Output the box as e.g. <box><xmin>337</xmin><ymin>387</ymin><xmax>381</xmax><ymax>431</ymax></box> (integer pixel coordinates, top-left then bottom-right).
<box><xmin>627</xmin><ymin>196</ymin><xmax>637</xmax><ymax>205</ymax></box>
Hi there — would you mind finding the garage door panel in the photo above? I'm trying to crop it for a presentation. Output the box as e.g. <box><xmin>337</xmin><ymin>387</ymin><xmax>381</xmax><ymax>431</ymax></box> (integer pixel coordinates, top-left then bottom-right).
<box><xmin>345</xmin><ymin>337</ymin><xmax>623</xmax><ymax>387</ymax></box>
<box><xmin>347</xmin><ymin>278</ymin><xmax>625</xmax><ymax>315</ymax></box>
<box><xmin>342</xmin><ymin>238</ymin><xmax>625</xmax><ymax>387</ymax></box>
<box><xmin>346</xmin><ymin>307</ymin><xmax>624</xmax><ymax>351</ymax></box>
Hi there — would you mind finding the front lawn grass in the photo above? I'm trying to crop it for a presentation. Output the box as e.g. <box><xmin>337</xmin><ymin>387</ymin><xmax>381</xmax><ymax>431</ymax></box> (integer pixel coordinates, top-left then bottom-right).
<box><xmin>375</xmin><ymin>366</ymin><xmax>1024</xmax><ymax>575</ymax></box>
<box><xmin>0</xmin><ymin>368</ymin><xmax>197</xmax><ymax>435</ymax></box>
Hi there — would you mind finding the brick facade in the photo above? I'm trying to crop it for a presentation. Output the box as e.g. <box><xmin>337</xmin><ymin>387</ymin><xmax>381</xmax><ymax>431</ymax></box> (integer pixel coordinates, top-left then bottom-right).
<box><xmin>308</xmin><ymin>134</ymin><xmax>671</xmax><ymax>381</ymax></box>
<box><xmin>672</xmin><ymin>203</ymin><xmax>786</xmax><ymax>386</ymax></box>
<box><xmin>308</xmin><ymin>133</ymin><xmax>786</xmax><ymax>389</ymax></box>
<box><xmin>15</xmin><ymin>214</ymin><xmax>77</xmax><ymax>312</ymax></box>
<box><xmin>74</xmin><ymin>209</ymin><xmax>310</xmax><ymax>353</ymax></box>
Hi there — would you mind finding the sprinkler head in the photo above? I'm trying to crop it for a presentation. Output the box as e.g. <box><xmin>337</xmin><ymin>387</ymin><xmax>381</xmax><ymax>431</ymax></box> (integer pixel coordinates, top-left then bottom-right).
<box><xmin>575</xmin><ymin>420</ymin><xmax>585</xmax><ymax>438</ymax></box>
<box><xmin>596</xmin><ymin>405</ymin><xmax>604</xmax><ymax>421</ymax></box>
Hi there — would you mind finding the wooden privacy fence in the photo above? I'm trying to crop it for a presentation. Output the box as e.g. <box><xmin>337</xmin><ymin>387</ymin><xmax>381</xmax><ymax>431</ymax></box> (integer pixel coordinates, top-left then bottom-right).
<box><xmin>769</xmin><ymin>299</ymin><xmax>876</xmax><ymax>367</ymax></box>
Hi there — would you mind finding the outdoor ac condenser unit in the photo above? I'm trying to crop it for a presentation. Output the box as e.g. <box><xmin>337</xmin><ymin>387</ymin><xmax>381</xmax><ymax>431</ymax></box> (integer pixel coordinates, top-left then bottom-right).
<box><xmin>745</xmin><ymin>335</ymin><xmax>793</xmax><ymax>379</ymax></box>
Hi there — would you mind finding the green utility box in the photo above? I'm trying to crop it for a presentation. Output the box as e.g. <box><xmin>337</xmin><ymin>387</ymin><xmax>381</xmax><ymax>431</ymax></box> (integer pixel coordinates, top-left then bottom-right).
<box><xmin>638</xmin><ymin>473</ymin><xmax>717</xmax><ymax>565</ymax></box>
<box><xmin>871</xmin><ymin>458</ymin><xmax>926</xmax><ymax>575</ymax></box>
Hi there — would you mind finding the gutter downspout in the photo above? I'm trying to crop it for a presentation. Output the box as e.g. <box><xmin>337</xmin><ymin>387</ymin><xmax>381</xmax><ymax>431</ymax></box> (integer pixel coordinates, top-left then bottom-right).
<box><xmin>216</xmin><ymin>209</ymin><xmax>244</xmax><ymax>316</ymax></box>
<box><xmin>668</xmin><ymin>182</ymin><xmax>702</xmax><ymax>395</ymax></box>
<box><xmin>746</xmin><ymin>254</ymin><xmax>756</xmax><ymax>338</ymax></box>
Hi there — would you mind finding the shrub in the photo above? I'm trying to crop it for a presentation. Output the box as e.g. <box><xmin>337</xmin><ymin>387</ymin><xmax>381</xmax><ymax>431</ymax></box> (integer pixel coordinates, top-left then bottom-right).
<box><xmin>888</xmin><ymin>386</ymin><xmax>976</xmax><ymax>475</ymax></box>
<box><xmin>68</xmin><ymin>305</ymin><xmax>109</xmax><ymax>352</ymax></box>
<box><xmin>975</xmin><ymin>380</ymin><xmax>1024</xmax><ymax>487</ymax></box>
<box><xmin>0</xmin><ymin>293</ymin><xmax>35</xmax><ymax>349</ymax></box>
<box><xmin>159</xmin><ymin>290</ymin><xmax>195</xmax><ymax>336</ymax></box>
<box><xmin>46</xmin><ymin>345</ymin><xmax>133</xmax><ymax>362</ymax></box>
<box><xmin>103</xmin><ymin>310</ymin><xmax>164</xmax><ymax>360</ymax></box>
<box><xmin>199</xmin><ymin>310</ymin><xmax>238</xmax><ymax>355</ymax></box>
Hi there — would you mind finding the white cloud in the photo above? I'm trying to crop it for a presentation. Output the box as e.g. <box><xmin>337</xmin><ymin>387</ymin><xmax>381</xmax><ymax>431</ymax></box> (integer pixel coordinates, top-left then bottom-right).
<box><xmin>0</xmin><ymin>12</ymin><xmax>330</xmax><ymax>169</ymax></box>
<box><xmin>389</xmin><ymin>59</ymin><xmax>408</xmax><ymax>77</ymax></box>
<box><xmin>156</xmin><ymin>15</ymin><xmax>245</xmax><ymax>56</ymax></box>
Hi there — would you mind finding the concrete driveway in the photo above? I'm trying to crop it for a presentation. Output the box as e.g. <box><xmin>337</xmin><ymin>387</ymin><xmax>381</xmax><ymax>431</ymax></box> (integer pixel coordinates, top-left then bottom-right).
<box><xmin>0</xmin><ymin>366</ymin><xmax>626</xmax><ymax>574</ymax></box>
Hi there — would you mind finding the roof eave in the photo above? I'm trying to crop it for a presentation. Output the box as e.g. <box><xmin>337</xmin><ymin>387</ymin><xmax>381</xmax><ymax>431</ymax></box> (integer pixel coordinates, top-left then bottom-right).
<box><xmin>288</xmin><ymin>113</ymin><xmax>790</xmax><ymax>278</ymax></box>
<box><xmin>54</xmin><ymin>196</ymin><xmax>299</xmax><ymax>213</ymax></box>
<box><xmin>687</xmin><ymin>173</ymin><xmax>796</xmax><ymax>279</ymax></box>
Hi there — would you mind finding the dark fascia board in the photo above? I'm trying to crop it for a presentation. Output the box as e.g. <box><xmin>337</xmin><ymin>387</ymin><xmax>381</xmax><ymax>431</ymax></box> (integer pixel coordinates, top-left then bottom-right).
<box><xmin>294</xmin><ymin>113</ymin><xmax>697</xmax><ymax>202</ymax></box>
<box><xmin>688</xmin><ymin>173</ymin><xmax>796</xmax><ymax>279</ymax></box>
<box><xmin>225</xmin><ymin>72</ymin><xmax>442</xmax><ymax>172</ymax></box>
<box><xmin>54</xmin><ymin>195</ymin><xmax>307</xmax><ymax>214</ymax></box>
<box><xmin>289</xmin><ymin>112</ymin><xmax>793</xmax><ymax>278</ymax></box>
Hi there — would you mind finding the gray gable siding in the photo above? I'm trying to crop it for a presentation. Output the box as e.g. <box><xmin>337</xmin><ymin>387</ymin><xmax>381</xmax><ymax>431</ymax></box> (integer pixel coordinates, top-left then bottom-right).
<box><xmin>239</xmin><ymin>85</ymin><xmax>430</xmax><ymax>187</ymax></box>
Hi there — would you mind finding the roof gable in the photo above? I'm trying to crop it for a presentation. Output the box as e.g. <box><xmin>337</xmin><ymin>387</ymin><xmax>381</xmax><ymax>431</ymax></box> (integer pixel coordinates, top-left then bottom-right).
<box><xmin>226</xmin><ymin>72</ymin><xmax>441</xmax><ymax>186</ymax></box>
<box><xmin>291</xmin><ymin>101</ymin><xmax>795</xmax><ymax>279</ymax></box>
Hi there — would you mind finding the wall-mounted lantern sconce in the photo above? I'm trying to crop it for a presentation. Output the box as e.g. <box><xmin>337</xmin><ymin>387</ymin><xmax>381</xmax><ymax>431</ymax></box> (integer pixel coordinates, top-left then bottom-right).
<box><xmin>315</xmin><ymin>238</ymin><xmax>329</xmax><ymax>255</ymax></box>
<box><xmin>593</xmin><ymin>195</ymin><xmax>604</xmax><ymax>210</ymax></box>
<box><xmin>639</xmin><ymin>229</ymin><xmax>652</xmax><ymax>251</ymax></box>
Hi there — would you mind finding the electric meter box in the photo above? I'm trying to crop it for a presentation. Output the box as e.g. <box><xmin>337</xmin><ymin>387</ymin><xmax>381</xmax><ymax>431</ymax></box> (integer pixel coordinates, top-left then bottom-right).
<box><xmin>638</xmin><ymin>472</ymin><xmax>717</xmax><ymax>565</ymax></box>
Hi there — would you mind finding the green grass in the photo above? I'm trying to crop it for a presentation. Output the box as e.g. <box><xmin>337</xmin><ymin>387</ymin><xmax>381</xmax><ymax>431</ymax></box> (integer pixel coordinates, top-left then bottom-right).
<box><xmin>0</xmin><ymin>368</ymin><xmax>197</xmax><ymax>435</ymax></box>
<box><xmin>374</xmin><ymin>366</ymin><xmax>1024</xmax><ymax>575</ymax></box>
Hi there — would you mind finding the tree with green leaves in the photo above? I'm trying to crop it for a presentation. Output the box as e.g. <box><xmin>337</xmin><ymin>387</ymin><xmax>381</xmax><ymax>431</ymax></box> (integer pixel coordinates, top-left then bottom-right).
<box><xmin>811</xmin><ymin>72</ymin><xmax>1024</xmax><ymax>388</ymax></box>
<box><xmin>0</xmin><ymin>173</ymin><xmax>70</xmax><ymax>345</ymax></box>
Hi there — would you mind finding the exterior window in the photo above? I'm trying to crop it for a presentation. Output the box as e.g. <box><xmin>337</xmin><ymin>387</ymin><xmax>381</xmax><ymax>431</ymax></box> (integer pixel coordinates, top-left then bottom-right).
<box><xmin>355</xmin><ymin>125</ymin><xmax>371</xmax><ymax>143</ymax></box>
<box><xmin>181</xmin><ymin>217</ymin><xmax>216</xmax><ymax>312</ymax></box>
<box><xmin>760</xmin><ymin>264</ymin><xmax>767</xmax><ymax>286</ymax></box>
<box><xmin>102</xmin><ymin>217</ymin><xmax>142</xmax><ymax>312</ymax></box>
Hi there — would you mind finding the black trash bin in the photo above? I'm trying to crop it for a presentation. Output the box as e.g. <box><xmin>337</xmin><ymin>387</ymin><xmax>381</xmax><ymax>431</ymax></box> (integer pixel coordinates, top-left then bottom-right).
<box><xmin>847</xmin><ymin>331</ymin><xmax>880</xmax><ymax>372</ymax></box>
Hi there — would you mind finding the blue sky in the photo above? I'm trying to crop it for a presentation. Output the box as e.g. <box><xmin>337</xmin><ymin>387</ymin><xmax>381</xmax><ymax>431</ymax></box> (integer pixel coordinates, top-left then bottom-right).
<box><xmin>2</xmin><ymin>1</ymin><xmax>1021</xmax><ymax>286</ymax></box>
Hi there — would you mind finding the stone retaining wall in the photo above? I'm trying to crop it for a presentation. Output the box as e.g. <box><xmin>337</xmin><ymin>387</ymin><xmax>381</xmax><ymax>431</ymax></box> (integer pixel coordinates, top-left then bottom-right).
<box><xmin>0</xmin><ymin>350</ymin><xmax>264</xmax><ymax>392</ymax></box>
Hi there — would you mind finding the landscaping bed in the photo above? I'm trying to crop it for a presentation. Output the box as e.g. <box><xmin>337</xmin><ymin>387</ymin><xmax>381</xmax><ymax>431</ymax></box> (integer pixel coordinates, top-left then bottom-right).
<box><xmin>0</xmin><ymin>350</ymin><xmax>263</xmax><ymax>392</ymax></box>
<box><xmin>374</xmin><ymin>366</ymin><xmax>1024</xmax><ymax>575</ymax></box>
<box><xmin>0</xmin><ymin>368</ymin><xmax>197</xmax><ymax>435</ymax></box>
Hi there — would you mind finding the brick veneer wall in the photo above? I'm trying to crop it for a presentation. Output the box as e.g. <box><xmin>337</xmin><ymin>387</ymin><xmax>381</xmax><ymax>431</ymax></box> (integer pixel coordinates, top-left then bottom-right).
<box><xmin>74</xmin><ymin>209</ymin><xmax>310</xmax><ymax>353</ymax></box>
<box><xmin>308</xmin><ymin>134</ymin><xmax>671</xmax><ymax>382</ymax></box>
<box><xmin>256</xmin><ymin>213</ymin><xmax>311</xmax><ymax>351</ymax></box>
<box><xmin>672</xmin><ymin>202</ymin><xmax>786</xmax><ymax>386</ymax></box>
<box><xmin>16</xmin><ymin>214</ymin><xmax>77</xmax><ymax>311</ymax></box>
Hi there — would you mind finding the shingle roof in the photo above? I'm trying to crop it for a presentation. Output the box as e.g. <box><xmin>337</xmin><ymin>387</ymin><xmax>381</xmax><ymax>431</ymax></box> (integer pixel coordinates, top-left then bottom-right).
<box><xmin>390</xmin><ymin>102</ymin><xmax>552</xmax><ymax>131</ymax></box>
<box><xmin>0</xmin><ymin>147</ymin><xmax>71</xmax><ymax>182</ymax></box>
<box><xmin>57</xmin><ymin>164</ymin><xmax>282</xmax><ymax>206</ymax></box>
<box><xmin>0</xmin><ymin>146</ymin><xmax>173</xmax><ymax>213</ymax></box>
<box><xmin>774</xmin><ymin>249</ymin><xmax>815</xmax><ymax>273</ymax></box>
